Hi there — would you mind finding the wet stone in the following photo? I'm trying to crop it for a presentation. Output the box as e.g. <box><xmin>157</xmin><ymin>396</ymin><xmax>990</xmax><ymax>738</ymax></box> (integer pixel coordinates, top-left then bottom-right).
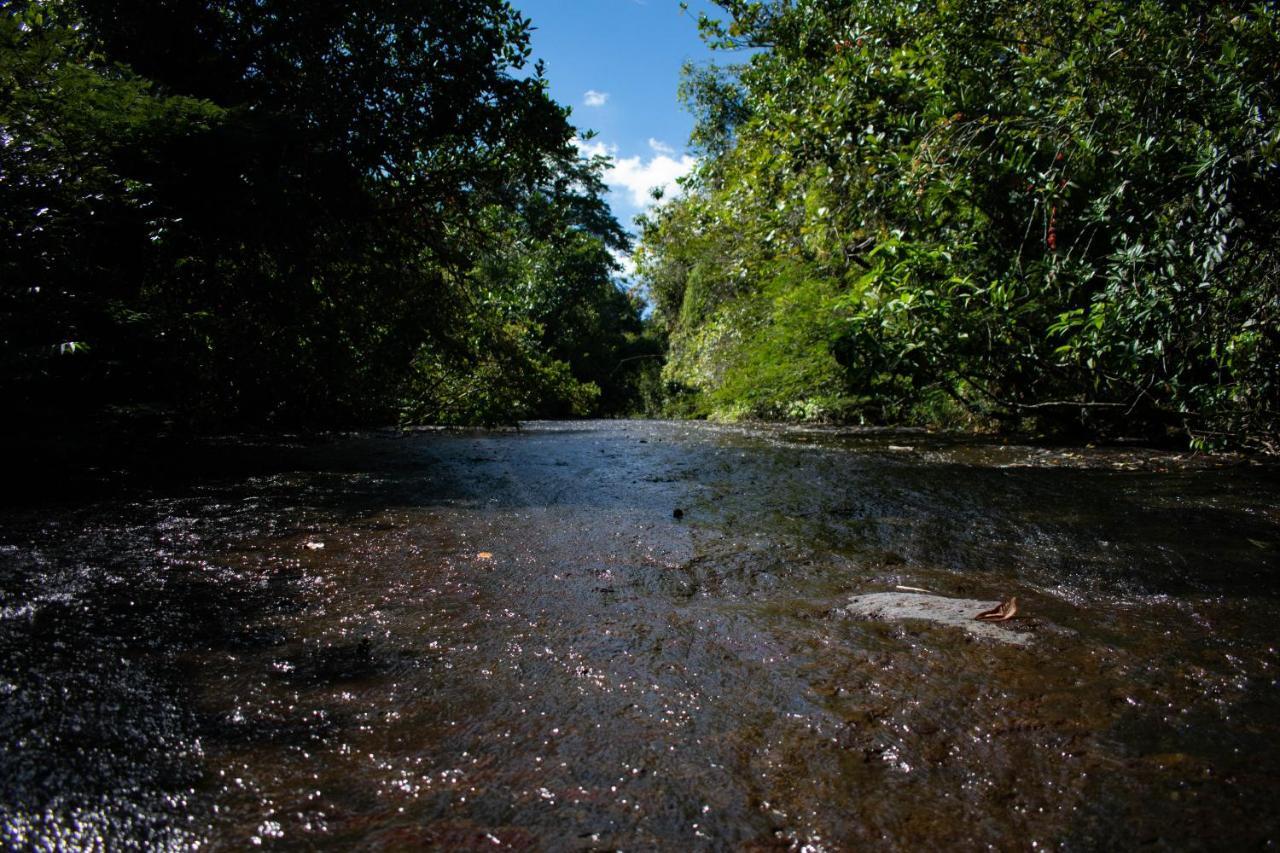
<box><xmin>841</xmin><ymin>592</ymin><xmax>1035</xmax><ymax>646</ymax></box>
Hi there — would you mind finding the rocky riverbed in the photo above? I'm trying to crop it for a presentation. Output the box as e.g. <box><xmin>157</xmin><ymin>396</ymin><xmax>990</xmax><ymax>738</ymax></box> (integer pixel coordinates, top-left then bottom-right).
<box><xmin>2</xmin><ymin>420</ymin><xmax>1277</xmax><ymax>849</ymax></box>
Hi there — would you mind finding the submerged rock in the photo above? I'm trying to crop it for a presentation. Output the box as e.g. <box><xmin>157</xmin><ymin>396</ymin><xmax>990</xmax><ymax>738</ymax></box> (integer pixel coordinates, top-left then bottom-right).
<box><xmin>841</xmin><ymin>592</ymin><xmax>1034</xmax><ymax>646</ymax></box>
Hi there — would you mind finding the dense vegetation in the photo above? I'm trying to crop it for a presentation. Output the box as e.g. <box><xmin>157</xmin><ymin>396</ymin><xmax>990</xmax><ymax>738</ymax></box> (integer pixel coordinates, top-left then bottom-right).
<box><xmin>1</xmin><ymin>0</ymin><xmax>657</xmax><ymax>429</ymax></box>
<box><xmin>7</xmin><ymin>0</ymin><xmax>1276</xmax><ymax>447</ymax></box>
<box><xmin>639</xmin><ymin>0</ymin><xmax>1279</xmax><ymax>449</ymax></box>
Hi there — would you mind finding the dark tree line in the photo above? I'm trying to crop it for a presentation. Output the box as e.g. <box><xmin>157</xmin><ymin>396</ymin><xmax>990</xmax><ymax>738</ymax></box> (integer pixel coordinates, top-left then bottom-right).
<box><xmin>1</xmin><ymin>0</ymin><xmax>659</xmax><ymax>429</ymax></box>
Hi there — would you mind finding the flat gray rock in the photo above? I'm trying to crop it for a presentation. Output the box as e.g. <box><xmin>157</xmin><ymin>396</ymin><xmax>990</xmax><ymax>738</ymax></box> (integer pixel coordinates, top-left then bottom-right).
<box><xmin>842</xmin><ymin>592</ymin><xmax>1033</xmax><ymax>646</ymax></box>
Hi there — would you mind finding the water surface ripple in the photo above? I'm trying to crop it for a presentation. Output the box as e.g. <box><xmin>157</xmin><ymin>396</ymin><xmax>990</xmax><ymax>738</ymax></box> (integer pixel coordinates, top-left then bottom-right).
<box><xmin>2</xmin><ymin>421</ymin><xmax>1278</xmax><ymax>849</ymax></box>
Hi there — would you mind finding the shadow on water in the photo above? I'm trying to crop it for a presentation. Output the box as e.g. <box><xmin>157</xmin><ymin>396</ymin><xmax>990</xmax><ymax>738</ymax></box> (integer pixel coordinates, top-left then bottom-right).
<box><xmin>0</xmin><ymin>421</ymin><xmax>1277</xmax><ymax>849</ymax></box>
<box><xmin>695</xmin><ymin>452</ymin><xmax>1278</xmax><ymax>597</ymax></box>
<box><xmin>0</xmin><ymin>433</ymin><xmax>446</xmax><ymax>849</ymax></box>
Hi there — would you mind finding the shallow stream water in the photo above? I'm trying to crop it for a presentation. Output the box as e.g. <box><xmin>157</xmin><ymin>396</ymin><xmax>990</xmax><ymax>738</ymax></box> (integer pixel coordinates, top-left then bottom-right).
<box><xmin>2</xmin><ymin>420</ymin><xmax>1278</xmax><ymax>849</ymax></box>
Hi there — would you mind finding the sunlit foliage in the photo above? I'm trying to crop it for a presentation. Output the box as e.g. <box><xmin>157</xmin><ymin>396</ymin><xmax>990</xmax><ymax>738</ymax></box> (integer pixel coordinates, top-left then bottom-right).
<box><xmin>640</xmin><ymin>0</ymin><xmax>1279</xmax><ymax>448</ymax></box>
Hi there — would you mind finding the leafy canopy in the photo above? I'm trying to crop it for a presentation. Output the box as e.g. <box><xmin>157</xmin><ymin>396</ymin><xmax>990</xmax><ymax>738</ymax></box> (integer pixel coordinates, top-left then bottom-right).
<box><xmin>641</xmin><ymin>0</ymin><xmax>1280</xmax><ymax>448</ymax></box>
<box><xmin>2</xmin><ymin>0</ymin><xmax>649</xmax><ymax>427</ymax></box>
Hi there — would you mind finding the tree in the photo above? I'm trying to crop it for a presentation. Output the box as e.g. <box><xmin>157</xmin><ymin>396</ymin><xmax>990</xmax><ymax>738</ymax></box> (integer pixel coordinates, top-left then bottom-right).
<box><xmin>2</xmin><ymin>0</ymin><xmax>642</xmax><ymax>428</ymax></box>
<box><xmin>640</xmin><ymin>0</ymin><xmax>1280</xmax><ymax>448</ymax></box>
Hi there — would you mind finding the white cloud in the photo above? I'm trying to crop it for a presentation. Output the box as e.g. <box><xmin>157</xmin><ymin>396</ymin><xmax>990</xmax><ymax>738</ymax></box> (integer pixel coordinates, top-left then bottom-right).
<box><xmin>609</xmin><ymin>247</ymin><xmax>637</xmax><ymax>279</ymax></box>
<box><xmin>648</xmin><ymin>138</ymin><xmax>675</xmax><ymax>156</ymax></box>
<box><xmin>575</xmin><ymin>138</ymin><xmax>612</xmax><ymax>160</ymax></box>
<box><xmin>611</xmin><ymin>151</ymin><xmax>696</xmax><ymax>207</ymax></box>
<box><xmin>576</xmin><ymin>138</ymin><xmax>696</xmax><ymax>209</ymax></box>
<box><xmin>583</xmin><ymin>90</ymin><xmax>609</xmax><ymax>107</ymax></box>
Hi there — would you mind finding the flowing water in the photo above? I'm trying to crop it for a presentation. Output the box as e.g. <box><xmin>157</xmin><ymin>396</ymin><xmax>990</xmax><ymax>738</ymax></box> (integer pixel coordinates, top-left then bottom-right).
<box><xmin>2</xmin><ymin>420</ymin><xmax>1278</xmax><ymax>850</ymax></box>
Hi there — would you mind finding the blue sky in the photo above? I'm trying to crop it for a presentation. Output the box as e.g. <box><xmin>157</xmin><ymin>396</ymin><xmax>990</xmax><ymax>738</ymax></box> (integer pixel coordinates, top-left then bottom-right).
<box><xmin>511</xmin><ymin>0</ymin><xmax>728</xmax><ymax>236</ymax></box>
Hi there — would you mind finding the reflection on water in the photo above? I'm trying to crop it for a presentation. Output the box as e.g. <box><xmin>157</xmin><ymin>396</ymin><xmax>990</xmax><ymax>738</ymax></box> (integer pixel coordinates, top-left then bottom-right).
<box><xmin>1</xmin><ymin>421</ymin><xmax>1278</xmax><ymax>849</ymax></box>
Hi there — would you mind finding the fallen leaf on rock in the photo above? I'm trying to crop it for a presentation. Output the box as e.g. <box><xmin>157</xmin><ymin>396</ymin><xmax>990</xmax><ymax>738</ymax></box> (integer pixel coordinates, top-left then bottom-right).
<box><xmin>476</xmin><ymin>552</ymin><xmax>494</xmax><ymax>560</ymax></box>
<box><xmin>975</xmin><ymin>596</ymin><xmax>1018</xmax><ymax>621</ymax></box>
<box><xmin>842</xmin><ymin>592</ymin><xmax>1034</xmax><ymax>646</ymax></box>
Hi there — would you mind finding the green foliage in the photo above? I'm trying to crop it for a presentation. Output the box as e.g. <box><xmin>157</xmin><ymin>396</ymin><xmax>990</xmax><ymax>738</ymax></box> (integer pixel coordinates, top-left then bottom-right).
<box><xmin>2</xmin><ymin>0</ymin><xmax>646</xmax><ymax>428</ymax></box>
<box><xmin>640</xmin><ymin>0</ymin><xmax>1280</xmax><ymax>448</ymax></box>
<box><xmin>402</xmin><ymin>319</ymin><xmax>600</xmax><ymax>427</ymax></box>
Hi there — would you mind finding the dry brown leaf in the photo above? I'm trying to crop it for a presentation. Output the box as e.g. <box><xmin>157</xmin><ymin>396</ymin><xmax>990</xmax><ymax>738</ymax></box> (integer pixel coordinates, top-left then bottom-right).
<box><xmin>974</xmin><ymin>596</ymin><xmax>1019</xmax><ymax>622</ymax></box>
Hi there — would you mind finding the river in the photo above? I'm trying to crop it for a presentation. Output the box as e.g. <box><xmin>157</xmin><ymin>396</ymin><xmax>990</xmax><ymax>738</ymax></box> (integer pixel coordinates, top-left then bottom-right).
<box><xmin>2</xmin><ymin>420</ymin><xmax>1278</xmax><ymax>849</ymax></box>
